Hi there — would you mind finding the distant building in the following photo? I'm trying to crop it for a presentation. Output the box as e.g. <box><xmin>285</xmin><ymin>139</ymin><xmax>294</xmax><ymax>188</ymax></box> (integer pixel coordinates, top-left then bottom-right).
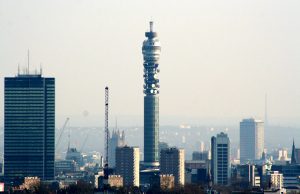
<box><xmin>271</xmin><ymin>164</ymin><xmax>300</xmax><ymax>189</ymax></box>
<box><xmin>291</xmin><ymin>140</ymin><xmax>300</xmax><ymax>164</ymax></box>
<box><xmin>160</xmin><ymin>174</ymin><xmax>175</xmax><ymax>190</ymax></box>
<box><xmin>234</xmin><ymin>164</ymin><xmax>261</xmax><ymax>188</ymax></box>
<box><xmin>108</xmin><ymin>175</ymin><xmax>123</xmax><ymax>188</ymax></box>
<box><xmin>65</xmin><ymin>148</ymin><xmax>83</xmax><ymax>166</ymax></box>
<box><xmin>159</xmin><ymin>142</ymin><xmax>169</xmax><ymax>153</ymax></box>
<box><xmin>185</xmin><ymin>160</ymin><xmax>210</xmax><ymax>184</ymax></box>
<box><xmin>211</xmin><ymin>132</ymin><xmax>231</xmax><ymax>185</ymax></box>
<box><xmin>295</xmin><ymin>149</ymin><xmax>300</xmax><ymax>164</ymax></box>
<box><xmin>192</xmin><ymin>151</ymin><xmax>210</xmax><ymax>161</ymax></box>
<box><xmin>160</xmin><ymin>147</ymin><xmax>185</xmax><ymax>186</ymax></box>
<box><xmin>4</xmin><ymin>73</ymin><xmax>55</xmax><ymax>184</ymax></box>
<box><xmin>267</xmin><ymin>171</ymin><xmax>283</xmax><ymax>190</ymax></box>
<box><xmin>55</xmin><ymin>160</ymin><xmax>77</xmax><ymax>174</ymax></box>
<box><xmin>116</xmin><ymin>146</ymin><xmax>140</xmax><ymax>187</ymax></box>
<box><xmin>108</xmin><ymin>130</ymin><xmax>125</xmax><ymax>168</ymax></box>
<box><xmin>278</xmin><ymin>149</ymin><xmax>289</xmax><ymax>162</ymax></box>
<box><xmin>240</xmin><ymin>118</ymin><xmax>264</xmax><ymax>163</ymax></box>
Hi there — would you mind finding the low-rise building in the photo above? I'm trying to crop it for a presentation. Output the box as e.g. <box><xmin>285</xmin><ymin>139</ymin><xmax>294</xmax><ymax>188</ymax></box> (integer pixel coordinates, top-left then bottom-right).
<box><xmin>160</xmin><ymin>174</ymin><xmax>174</xmax><ymax>190</ymax></box>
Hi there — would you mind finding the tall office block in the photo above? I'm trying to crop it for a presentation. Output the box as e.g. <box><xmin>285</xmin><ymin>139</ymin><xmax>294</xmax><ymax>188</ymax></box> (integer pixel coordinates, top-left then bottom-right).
<box><xmin>108</xmin><ymin>130</ymin><xmax>125</xmax><ymax>168</ymax></box>
<box><xmin>4</xmin><ymin>73</ymin><xmax>55</xmax><ymax>184</ymax></box>
<box><xmin>211</xmin><ymin>132</ymin><xmax>230</xmax><ymax>185</ymax></box>
<box><xmin>142</xmin><ymin>21</ymin><xmax>161</xmax><ymax>167</ymax></box>
<box><xmin>160</xmin><ymin>147</ymin><xmax>185</xmax><ymax>185</ymax></box>
<box><xmin>115</xmin><ymin>146</ymin><xmax>140</xmax><ymax>187</ymax></box>
<box><xmin>240</xmin><ymin>118</ymin><xmax>264</xmax><ymax>163</ymax></box>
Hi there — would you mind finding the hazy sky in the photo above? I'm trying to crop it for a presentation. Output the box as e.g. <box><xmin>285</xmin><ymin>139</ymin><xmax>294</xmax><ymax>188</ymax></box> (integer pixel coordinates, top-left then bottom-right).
<box><xmin>0</xmin><ymin>0</ymin><xmax>300</xmax><ymax>127</ymax></box>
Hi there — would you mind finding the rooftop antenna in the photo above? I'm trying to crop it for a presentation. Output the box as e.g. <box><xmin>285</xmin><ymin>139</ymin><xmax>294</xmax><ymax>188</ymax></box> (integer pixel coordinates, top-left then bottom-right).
<box><xmin>27</xmin><ymin>49</ymin><xmax>30</xmax><ymax>74</ymax></box>
<box><xmin>150</xmin><ymin>21</ymin><xmax>153</xmax><ymax>32</ymax></box>
<box><xmin>40</xmin><ymin>63</ymin><xmax>43</xmax><ymax>75</ymax></box>
<box><xmin>18</xmin><ymin>64</ymin><xmax>20</xmax><ymax>75</ymax></box>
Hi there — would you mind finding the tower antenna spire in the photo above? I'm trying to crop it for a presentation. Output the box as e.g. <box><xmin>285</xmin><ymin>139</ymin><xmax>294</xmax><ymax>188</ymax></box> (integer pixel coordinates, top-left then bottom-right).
<box><xmin>150</xmin><ymin>21</ymin><xmax>153</xmax><ymax>32</ymax></box>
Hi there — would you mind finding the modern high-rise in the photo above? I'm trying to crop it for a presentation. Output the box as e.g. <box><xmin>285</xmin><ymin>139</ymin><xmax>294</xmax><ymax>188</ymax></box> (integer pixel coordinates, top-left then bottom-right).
<box><xmin>211</xmin><ymin>132</ymin><xmax>230</xmax><ymax>185</ymax></box>
<box><xmin>160</xmin><ymin>147</ymin><xmax>185</xmax><ymax>185</ymax></box>
<box><xmin>108</xmin><ymin>130</ymin><xmax>125</xmax><ymax>168</ymax></box>
<box><xmin>4</xmin><ymin>73</ymin><xmax>55</xmax><ymax>184</ymax></box>
<box><xmin>240</xmin><ymin>118</ymin><xmax>264</xmax><ymax>163</ymax></box>
<box><xmin>115</xmin><ymin>146</ymin><xmax>140</xmax><ymax>187</ymax></box>
<box><xmin>142</xmin><ymin>21</ymin><xmax>161</xmax><ymax>167</ymax></box>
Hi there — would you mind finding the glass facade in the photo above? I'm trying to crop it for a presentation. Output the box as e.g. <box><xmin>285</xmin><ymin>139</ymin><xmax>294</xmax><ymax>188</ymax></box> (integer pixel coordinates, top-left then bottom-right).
<box><xmin>211</xmin><ymin>132</ymin><xmax>231</xmax><ymax>185</ymax></box>
<box><xmin>4</xmin><ymin>75</ymin><xmax>55</xmax><ymax>184</ymax></box>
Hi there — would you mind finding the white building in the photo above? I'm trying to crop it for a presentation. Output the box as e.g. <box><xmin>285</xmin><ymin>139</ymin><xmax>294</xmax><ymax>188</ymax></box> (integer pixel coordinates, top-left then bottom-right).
<box><xmin>211</xmin><ymin>132</ymin><xmax>231</xmax><ymax>185</ymax></box>
<box><xmin>240</xmin><ymin>118</ymin><xmax>264</xmax><ymax>163</ymax></box>
<box><xmin>160</xmin><ymin>147</ymin><xmax>185</xmax><ymax>186</ymax></box>
<box><xmin>267</xmin><ymin>171</ymin><xmax>283</xmax><ymax>189</ymax></box>
<box><xmin>115</xmin><ymin>146</ymin><xmax>139</xmax><ymax>187</ymax></box>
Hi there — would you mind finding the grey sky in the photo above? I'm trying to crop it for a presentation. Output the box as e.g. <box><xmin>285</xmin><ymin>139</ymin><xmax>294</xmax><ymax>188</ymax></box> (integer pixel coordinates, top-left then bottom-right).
<box><xmin>0</xmin><ymin>0</ymin><xmax>299</xmax><ymax>127</ymax></box>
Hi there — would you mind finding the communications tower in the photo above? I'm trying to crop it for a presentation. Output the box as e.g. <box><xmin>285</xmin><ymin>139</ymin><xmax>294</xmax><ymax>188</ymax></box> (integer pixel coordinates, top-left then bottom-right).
<box><xmin>142</xmin><ymin>21</ymin><xmax>161</xmax><ymax>167</ymax></box>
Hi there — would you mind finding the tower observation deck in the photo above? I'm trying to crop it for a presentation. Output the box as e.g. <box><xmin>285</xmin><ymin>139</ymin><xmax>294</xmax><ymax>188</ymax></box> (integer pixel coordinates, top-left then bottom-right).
<box><xmin>142</xmin><ymin>21</ymin><xmax>161</xmax><ymax>167</ymax></box>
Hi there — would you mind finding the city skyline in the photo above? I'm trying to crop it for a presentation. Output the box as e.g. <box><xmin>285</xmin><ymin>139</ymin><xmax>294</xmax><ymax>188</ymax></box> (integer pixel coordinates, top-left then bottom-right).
<box><xmin>1</xmin><ymin>0</ymin><xmax>300</xmax><ymax>128</ymax></box>
<box><xmin>1</xmin><ymin>1</ymin><xmax>300</xmax><ymax>193</ymax></box>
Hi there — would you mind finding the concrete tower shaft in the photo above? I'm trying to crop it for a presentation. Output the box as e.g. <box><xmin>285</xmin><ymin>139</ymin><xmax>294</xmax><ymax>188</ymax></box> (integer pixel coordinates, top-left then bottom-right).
<box><xmin>142</xmin><ymin>21</ymin><xmax>161</xmax><ymax>167</ymax></box>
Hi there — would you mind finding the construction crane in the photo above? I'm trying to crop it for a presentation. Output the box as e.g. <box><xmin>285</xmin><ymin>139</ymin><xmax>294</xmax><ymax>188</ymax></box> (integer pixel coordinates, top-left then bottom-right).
<box><xmin>56</xmin><ymin>117</ymin><xmax>70</xmax><ymax>151</ymax></box>
<box><xmin>104</xmin><ymin>87</ymin><xmax>109</xmax><ymax>167</ymax></box>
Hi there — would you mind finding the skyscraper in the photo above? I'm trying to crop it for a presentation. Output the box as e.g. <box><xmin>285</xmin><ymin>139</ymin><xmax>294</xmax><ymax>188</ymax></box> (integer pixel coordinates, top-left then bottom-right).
<box><xmin>108</xmin><ymin>130</ymin><xmax>125</xmax><ymax>168</ymax></box>
<box><xmin>115</xmin><ymin>146</ymin><xmax>140</xmax><ymax>187</ymax></box>
<box><xmin>142</xmin><ymin>21</ymin><xmax>161</xmax><ymax>167</ymax></box>
<box><xmin>240</xmin><ymin>118</ymin><xmax>264</xmax><ymax>163</ymax></box>
<box><xmin>160</xmin><ymin>147</ymin><xmax>185</xmax><ymax>186</ymax></box>
<box><xmin>4</xmin><ymin>73</ymin><xmax>55</xmax><ymax>184</ymax></box>
<box><xmin>211</xmin><ymin>132</ymin><xmax>230</xmax><ymax>185</ymax></box>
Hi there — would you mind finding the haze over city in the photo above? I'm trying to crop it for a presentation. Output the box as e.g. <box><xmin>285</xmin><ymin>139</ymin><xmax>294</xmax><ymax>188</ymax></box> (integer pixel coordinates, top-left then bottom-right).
<box><xmin>0</xmin><ymin>0</ymin><xmax>299</xmax><ymax>128</ymax></box>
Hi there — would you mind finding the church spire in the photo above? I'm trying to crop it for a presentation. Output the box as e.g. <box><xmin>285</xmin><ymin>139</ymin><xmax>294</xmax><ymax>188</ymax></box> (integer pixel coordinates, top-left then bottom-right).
<box><xmin>291</xmin><ymin>139</ymin><xmax>297</xmax><ymax>164</ymax></box>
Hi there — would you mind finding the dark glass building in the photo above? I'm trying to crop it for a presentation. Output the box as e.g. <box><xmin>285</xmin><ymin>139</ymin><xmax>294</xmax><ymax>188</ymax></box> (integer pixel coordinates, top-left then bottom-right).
<box><xmin>142</xmin><ymin>21</ymin><xmax>161</xmax><ymax>167</ymax></box>
<box><xmin>4</xmin><ymin>74</ymin><xmax>55</xmax><ymax>184</ymax></box>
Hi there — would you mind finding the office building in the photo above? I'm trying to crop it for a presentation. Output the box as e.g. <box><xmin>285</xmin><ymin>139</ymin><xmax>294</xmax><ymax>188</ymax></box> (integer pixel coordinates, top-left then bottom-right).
<box><xmin>272</xmin><ymin>164</ymin><xmax>300</xmax><ymax>189</ymax></box>
<box><xmin>160</xmin><ymin>147</ymin><xmax>185</xmax><ymax>185</ymax></box>
<box><xmin>185</xmin><ymin>160</ymin><xmax>210</xmax><ymax>184</ymax></box>
<box><xmin>4</xmin><ymin>73</ymin><xmax>55</xmax><ymax>184</ymax></box>
<box><xmin>142</xmin><ymin>21</ymin><xmax>161</xmax><ymax>167</ymax></box>
<box><xmin>234</xmin><ymin>164</ymin><xmax>261</xmax><ymax>188</ymax></box>
<box><xmin>108</xmin><ymin>130</ymin><xmax>125</xmax><ymax>168</ymax></box>
<box><xmin>211</xmin><ymin>132</ymin><xmax>231</xmax><ymax>185</ymax></box>
<box><xmin>115</xmin><ymin>146</ymin><xmax>140</xmax><ymax>187</ymax></box>
<box><xmin>240</xmin><ymin>118</ymin><xmax>264</xmax><ymax>163</ymax></box>
<box><xmin>267</xmin><ymin>171</ymin><xmax>283</xmax><ymax>189</ymax></box>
